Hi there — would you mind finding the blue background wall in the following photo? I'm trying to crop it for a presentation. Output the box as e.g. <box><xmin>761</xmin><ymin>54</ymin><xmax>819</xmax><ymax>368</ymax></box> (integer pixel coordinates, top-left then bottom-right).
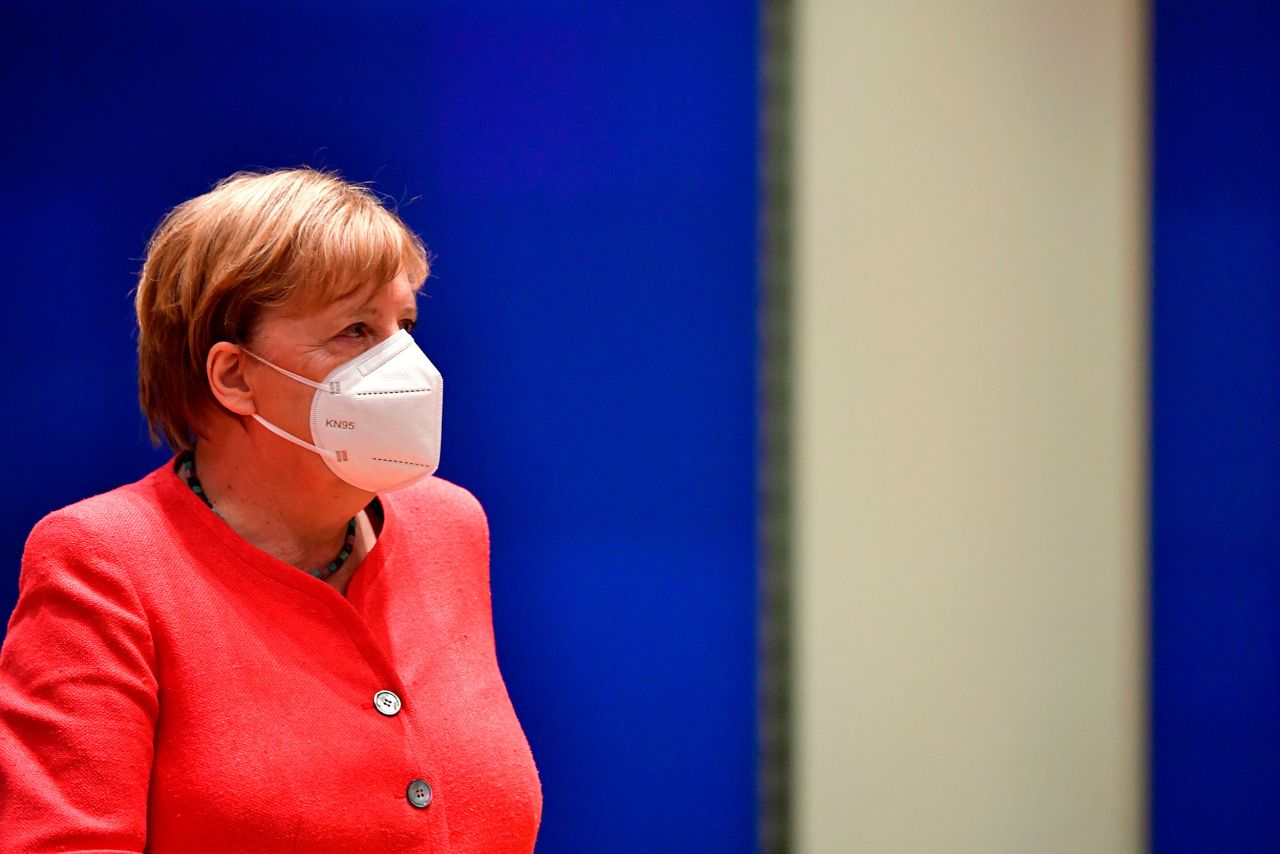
<box><xmin>1153</xmin><ymin>2</ymin><xmax>1280</xmax><ymax>851</ymax></box>
<box><xmin>0</xmin><ymin>4</ymin><xmax>760</xmax><ymax>851</ymax></box>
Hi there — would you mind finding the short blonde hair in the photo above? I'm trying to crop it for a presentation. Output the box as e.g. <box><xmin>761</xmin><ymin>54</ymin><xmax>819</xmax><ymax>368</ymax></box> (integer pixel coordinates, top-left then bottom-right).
<box><xmin>135</xmin><ymin>167</ymin><xmax>429</xmax><ymax>452</ymax></box>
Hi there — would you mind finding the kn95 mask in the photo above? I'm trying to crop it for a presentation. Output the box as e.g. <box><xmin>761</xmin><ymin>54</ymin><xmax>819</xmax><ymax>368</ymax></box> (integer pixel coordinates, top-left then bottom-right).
<box><xmin>241</xmin><ymin>329</ymin><xmax>443</xmax><ymax>493</ymax></box>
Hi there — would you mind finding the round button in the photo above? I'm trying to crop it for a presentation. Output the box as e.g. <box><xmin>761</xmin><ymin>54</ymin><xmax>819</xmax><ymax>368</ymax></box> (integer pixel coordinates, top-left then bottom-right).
<box><xmin>406</xmin><ymin>778</ymin><xmax>433</xmax><ymax>809</ymax></box>
<box><xmin>373</xmin><ymin>690</ymin><xmax>402</xmax><ymax>716</ymax></box>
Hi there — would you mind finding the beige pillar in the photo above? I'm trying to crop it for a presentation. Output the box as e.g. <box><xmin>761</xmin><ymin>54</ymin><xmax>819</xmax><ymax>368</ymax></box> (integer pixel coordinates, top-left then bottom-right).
<box><xmin>791</xmin><ymin>2</ymin><xmax>1148</xmax><ymax>852</ymax></box>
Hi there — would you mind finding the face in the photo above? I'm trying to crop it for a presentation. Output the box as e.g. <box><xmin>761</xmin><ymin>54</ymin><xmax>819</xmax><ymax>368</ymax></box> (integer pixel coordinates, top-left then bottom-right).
<box><xmin>242</xmin><ymin>272</ymin><xmax>419</xmax><ymax>457</ymax></box>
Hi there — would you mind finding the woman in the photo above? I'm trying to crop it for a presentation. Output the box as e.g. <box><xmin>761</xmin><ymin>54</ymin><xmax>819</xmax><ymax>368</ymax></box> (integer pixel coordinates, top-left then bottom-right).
<box><xmin>0</xmin><ymin>168</ymin><xmax>542</xmax><ymax>852</ymax></box>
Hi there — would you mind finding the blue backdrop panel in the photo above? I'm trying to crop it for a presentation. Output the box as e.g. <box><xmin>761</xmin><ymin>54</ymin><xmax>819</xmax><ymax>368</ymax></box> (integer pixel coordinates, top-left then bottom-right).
<box><xmin>1153</xmin><ymin>2</ymin><xmax>1280</xmax><ymax>851</ymax></box>
<box><xmin>0</xmin><ymin>4</ymin><xmax>759</xmax><ymax>851</ymax></box>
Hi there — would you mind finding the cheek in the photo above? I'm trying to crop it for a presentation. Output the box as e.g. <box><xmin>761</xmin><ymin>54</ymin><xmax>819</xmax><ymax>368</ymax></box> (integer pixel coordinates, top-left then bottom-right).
<box><xmin>262</xmin><ymin>374</ymin><xmax>319</xmax><ymax>434</ymax></box>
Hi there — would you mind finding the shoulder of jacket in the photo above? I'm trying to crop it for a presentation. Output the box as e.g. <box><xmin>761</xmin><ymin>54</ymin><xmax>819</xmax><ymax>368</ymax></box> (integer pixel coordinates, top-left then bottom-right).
<box><xmin>399</xmin><ymin>473</ymin><xmax>483</xmax><ymax>514</ymax></box>
<box><xmin>24</xmin><ymin>476</ymin><xmax>160</xmax><ymax>558</ymax></box>
<box><xmin>386</xmin><ymin>478</ymin><xmax>486</xmax><ymax>545</ymax></box>
<box><xmin>18</xmin><ymin>478</ymin><xmax>165</xmax><ymax>619</ymax></box>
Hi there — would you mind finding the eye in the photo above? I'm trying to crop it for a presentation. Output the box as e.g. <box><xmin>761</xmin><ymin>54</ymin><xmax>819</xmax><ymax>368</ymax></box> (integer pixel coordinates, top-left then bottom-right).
<box><xmin>338</xmin><ymin>322</ymin><xmax>367</xmax><ymax>339</ymax></box>
<box><xmin>400</xmin><ymin>318</ymin><xmax>417</xmax><ymax>333</ymax></box>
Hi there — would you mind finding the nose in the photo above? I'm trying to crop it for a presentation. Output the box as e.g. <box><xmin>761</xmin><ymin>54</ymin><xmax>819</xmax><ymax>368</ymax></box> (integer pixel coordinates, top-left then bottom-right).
<box><xmin>370</xmin><ymin>321</ymin><xmax>406</xmax><ymax>345</ymax></box>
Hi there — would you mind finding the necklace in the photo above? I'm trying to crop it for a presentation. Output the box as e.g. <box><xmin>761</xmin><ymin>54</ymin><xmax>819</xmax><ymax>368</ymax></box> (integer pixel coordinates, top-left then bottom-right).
<box><xmin>176</xmin><ymin>449</ymin><xmax>358</xmax><ymax>581</ymax></box>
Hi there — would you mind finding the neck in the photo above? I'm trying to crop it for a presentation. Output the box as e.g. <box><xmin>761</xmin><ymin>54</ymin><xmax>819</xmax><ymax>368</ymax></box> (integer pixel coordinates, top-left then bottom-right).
<box><xmin>191</xmin><ymin>419</ymin><xmax>373</xmax><ymax>572</ymax></box>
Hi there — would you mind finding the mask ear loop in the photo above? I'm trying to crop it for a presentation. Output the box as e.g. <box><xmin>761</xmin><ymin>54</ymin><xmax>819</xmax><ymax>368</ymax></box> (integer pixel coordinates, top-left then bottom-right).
<box><xmin>240</xmin><ymin>347</ymin><xmax>341</xmax><ymax>460</ymax></box>
<box><xmin>249</xmin><ymin>413</ymin><xmax>340</xmax><ymax>459</ymax></box>
<box><xmin>240</xmin><ymin>347</ymin><xmax>332</xmax><ymax>392</ymax></box>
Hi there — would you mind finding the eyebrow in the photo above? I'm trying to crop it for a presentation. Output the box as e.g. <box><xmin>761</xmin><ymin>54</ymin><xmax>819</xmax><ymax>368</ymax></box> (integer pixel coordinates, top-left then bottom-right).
<box><xmin>346</xmin><ymin>292</ymin><xmax>418</xmax><ymax>318</ymax></box>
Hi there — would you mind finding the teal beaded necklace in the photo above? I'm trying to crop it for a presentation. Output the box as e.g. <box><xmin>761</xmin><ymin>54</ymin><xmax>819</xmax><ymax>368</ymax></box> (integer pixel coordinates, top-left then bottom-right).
<box><xmin>176</xmin><ymin>449</ymin><xmax>357</xmax><ymax>581</ymax></box>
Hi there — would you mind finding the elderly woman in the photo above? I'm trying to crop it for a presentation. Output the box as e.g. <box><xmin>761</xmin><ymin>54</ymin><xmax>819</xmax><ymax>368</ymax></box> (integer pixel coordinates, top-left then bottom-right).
<box><xmin>0</xmin><ymin>168</ymin><xmax>542</xmax><ymax>852</ymax></box>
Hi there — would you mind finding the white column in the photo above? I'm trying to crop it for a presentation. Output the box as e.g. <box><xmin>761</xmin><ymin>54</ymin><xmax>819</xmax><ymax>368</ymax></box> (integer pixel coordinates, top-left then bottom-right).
<box><xmin>791</xmin><ymin>2</ymin><xmax>1148</xmax><ymax>852</ymax></box>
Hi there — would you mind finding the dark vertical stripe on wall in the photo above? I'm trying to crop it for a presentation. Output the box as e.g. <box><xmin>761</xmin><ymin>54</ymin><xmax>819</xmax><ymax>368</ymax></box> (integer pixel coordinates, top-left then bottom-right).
<box><xmin>1152</xmin><ymin>2</ymin><xmax>1280</xmax><ymax>851</ymax></box>
<box><xmin>758</xmin><ymin>1</ymin><xmax>794</xmax><ymax>852</ymax></box>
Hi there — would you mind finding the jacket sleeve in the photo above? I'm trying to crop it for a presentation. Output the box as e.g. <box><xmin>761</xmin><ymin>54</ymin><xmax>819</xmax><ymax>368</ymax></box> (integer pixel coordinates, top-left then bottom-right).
<box><xmin>0</xmin><ymin>509</ymin><xmax>159</xmax><ymax>853</ymax></box>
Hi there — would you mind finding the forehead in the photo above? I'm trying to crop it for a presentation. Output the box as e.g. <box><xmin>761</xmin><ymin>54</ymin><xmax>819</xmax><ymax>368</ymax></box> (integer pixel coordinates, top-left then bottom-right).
<box><xmin>286</xmin><ymin>272</ymin><xmax>419</xmax><ymax>320</ymax></box>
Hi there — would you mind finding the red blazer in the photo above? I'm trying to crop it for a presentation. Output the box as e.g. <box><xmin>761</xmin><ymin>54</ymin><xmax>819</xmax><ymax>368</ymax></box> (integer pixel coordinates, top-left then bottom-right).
<box><xmin>0</xmin><ymin>460</ymin><xmax>541</xmax><ymax>852</ymax></box>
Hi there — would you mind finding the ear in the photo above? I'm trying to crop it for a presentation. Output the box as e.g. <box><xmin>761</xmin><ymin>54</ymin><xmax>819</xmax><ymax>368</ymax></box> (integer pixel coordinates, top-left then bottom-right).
<box><xmin>207</xmin><ymin>341</ymin><xmax>256</xmax><ymax>417</ymax></box>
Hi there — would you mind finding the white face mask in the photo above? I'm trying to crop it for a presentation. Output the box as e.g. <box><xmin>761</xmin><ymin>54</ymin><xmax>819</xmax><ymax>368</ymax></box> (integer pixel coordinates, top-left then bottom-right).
<box><xmin>241</xmin><ymin>329</ymin><xmax>443</xmax><ymax>493</ymax></box>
